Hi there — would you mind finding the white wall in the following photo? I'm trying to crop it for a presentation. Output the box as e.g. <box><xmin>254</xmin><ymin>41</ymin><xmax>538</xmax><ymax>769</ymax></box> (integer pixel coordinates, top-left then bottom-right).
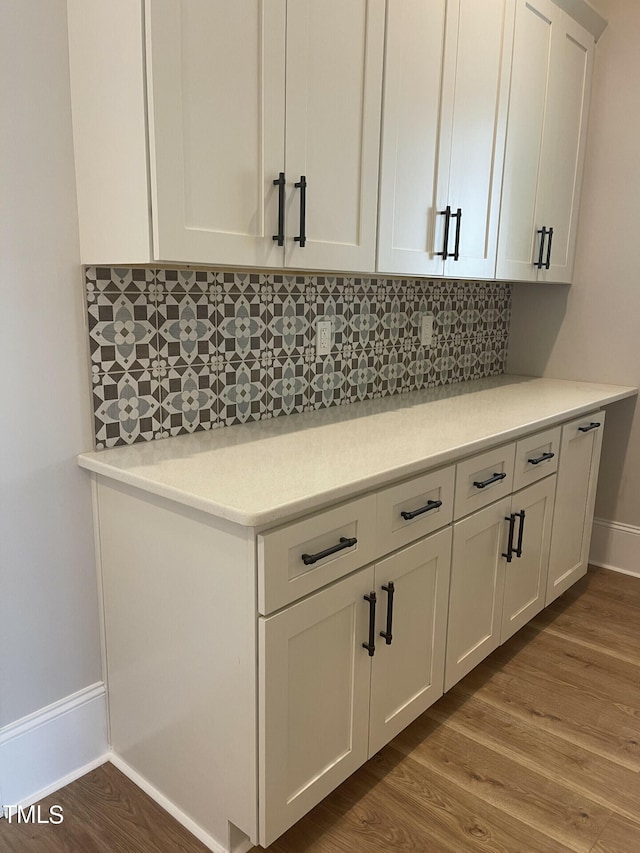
<box><xmin>508</xmin><ymin>0</ymin><xmax>640</xmax><ymax>527</ymax></box>
<box><xmin>0</xmin><ymin>1</ymin><xmax>102</xmax><ymax>729</ymax></box>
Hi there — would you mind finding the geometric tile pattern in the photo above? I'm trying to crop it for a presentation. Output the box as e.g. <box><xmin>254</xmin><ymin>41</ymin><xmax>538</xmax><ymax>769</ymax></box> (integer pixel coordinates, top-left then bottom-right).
<box><xmin>85</xmin><ymin>267</ymin><xmax>511</xmax><ymax>448</ymax></box>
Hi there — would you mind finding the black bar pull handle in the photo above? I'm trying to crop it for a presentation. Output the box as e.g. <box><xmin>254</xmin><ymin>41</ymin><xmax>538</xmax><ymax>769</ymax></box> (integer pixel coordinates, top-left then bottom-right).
<box><xmin>535</xmin><ymin>227</ymin><xmax>547</xmax><ymax>269</ymax></box>
<box><xmin>379</xmin><ymin>582</ymin><xmax>395</xmax><ymax>645</ymax></box>
<box><xmin>502</xmin><ymin>514</ymin><xmax>516</xmax><ymax>563</ymax></box>
<box><xmin>452</xmin><ymin>207</ymin><xmax>462</xmax><ymax>261</ymax></box>
<box><xmin>272</xmin><ymin>172</ymin><xmax>285</xmax><ymax>246</ymax></box>
<box><xmin>400</xmin><ymin>499</ymin><xmax>442</xmax><ymax>521</ymax></box>
<box><xmin>578</xmin><ymin>422</ymin><xmax>601</xmax><ymax>433</ymax></box>
<box><xmin>437</xmin><ymin>205</ymin><xmax>452</xmax><ymax>260</ymax></box>
<box><xmin>362</xmin><ymin>591</ymin><xmax>377</xmax><ymax>656</ymax></box>
<box><xmin>528</xmin><ymin>451</ymin><xmax>555</xmax><ymax>465</ymax></box>
<box><xmin>294</xmin><ymin>175</ymin><xmax>307</xmax><ymax>248</ymax></box>
<box><xmin>301</xmin><ymin>536</ymin><xmax>357</xmax><ymax>566</ymax></box>
<box><xmin>473</xmin><ymin>472</ymin><xmax>507</xmax><ymax>489</ymax></box>
<box><xmin>545</xmin><ymin>226</ymin><xmax>554</xmax><ymax>270</ymax></box>
<box><xmin>514</xmin><ymin>509</ymin><xmax>526</xmax><ymax>558</ymax></box>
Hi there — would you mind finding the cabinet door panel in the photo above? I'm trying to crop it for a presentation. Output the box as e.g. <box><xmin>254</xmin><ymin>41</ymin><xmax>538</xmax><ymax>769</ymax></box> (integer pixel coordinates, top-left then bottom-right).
<box><xmin>377</xmin><ymin>0</ymin><xmax>448</xmax><ymax>276</ymax></box>
<box><xmin>146</xmin><ymin>0</ymin><xmax>286</xmax><ymax>266</ymax></box>
<box><xmin>546</xmin><ymin>412</ymin><xmax>605</xmax><ymax>604</ymax></box>
<box><xmin>443</xmin><ymin>0</ymin><xmax>514</xmax><ymax>280</ymax></box>
<box><xmin>259</xmin><ymin>567</ymin><xmax>373</xmax><ymax>846</ymax></box>
<box><xmin>501</xmin><ymin>476</ymin><xmax>555</xmax><ymax>642</ymax></box>
<box><xmin>496</xmin><ymin>0</ymin><xmax>556</xmax><ymax>282</ymax></box>
<box><xmin>446</xmin><ymin>497</ymin><xmax>511</xmax><ymax>691</ymax></box>
<box><xmin>537</xmin><ymin>15</ymin><xmax>594</xmax><ymax>283</ymax></box>
<box><xmin>369</xmin><ymin>528</ymin><xmax>452</xmax><ymax>757</ymax></box>
<box><xmin>284</xmin><ymin>0</ymin><xmax>384</xmax><ymax>272</ymax></box>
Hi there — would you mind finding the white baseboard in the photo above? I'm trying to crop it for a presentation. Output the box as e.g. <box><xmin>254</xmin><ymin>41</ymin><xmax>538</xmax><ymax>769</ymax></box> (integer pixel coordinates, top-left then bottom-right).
<box><xmin>109</xmin><ymin>754</ymin><xmax>253</xmax><ymax>853</ymax></box>
<box><xmin>0</xmin><ymin>682</ymin><xmax>108</xmax><ymax>811</ymax></box>
<box><xmin>589</xmin><ymin>517</ymin><xmax>640</xmax><ymax>578</ymax></box>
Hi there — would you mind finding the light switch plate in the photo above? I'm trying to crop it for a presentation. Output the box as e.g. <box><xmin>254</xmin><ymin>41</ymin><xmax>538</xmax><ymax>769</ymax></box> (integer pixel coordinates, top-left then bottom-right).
<box><xmin>420</xmin><ymin>313</ymin><xmax>434</xmax><ymax>347</ymax></box>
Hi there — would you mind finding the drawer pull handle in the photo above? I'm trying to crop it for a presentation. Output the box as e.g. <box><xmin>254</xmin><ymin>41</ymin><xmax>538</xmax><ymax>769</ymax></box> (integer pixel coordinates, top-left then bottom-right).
<box><xmin>452</xmin><ymin>207</ymin><xmax>462</xmax><ymax>261</ymax></box>
<box><xmin>400</xmin><ymin>499</ymin><xmax>442</xmax><ymax>521</ymax></box>
<box><xmin>514</xmin><ymin>509</ymin><xmax>526</xmax><ymax>558</ymax></box>
<box><xmin>528</xmin><ymin>451</ymin><xmax>555</xmax><ymax>465</ymax></box>
<box><xmin>379</xmin><ymin>582</ymin><xmax>395</xmax><ymax>646</ymax></box>
<box><xmin>502</xmin><ymin>514</ymin><xmax>516</xmax><ymax>563</ymax></box>
<box><xmin>473</xmin><ymin>472</ymin><xmax>507</xmax><ymax>489</ymax></box>
<box><xmin>272</xmin><ymin>172</ymin><xmax>286</xmax><ymax>246</ymax></box>
<box><xmin>578</xmin><ymin>422</ymin><xmax>601</xmax><ymax>433</ymax></box>
<box><xmin>535</xmin><ymin>226</ymin><xmax>547</xmax><ymax>270</ymax></box>
<box><xmin>545</xmin><ymin>226</ymin><xmax>554</xmax><ymax>270</ymax></box>
<box><xmin>437</xmin><ymin>205</ymin><xmax>452</xmax><ymax>260</ymax></box>
<box><xmin>362</xmin><ymin>591</ymin><xmax>377</xmax><ymax>657</ymax></box>
<box><xmin>301</xmin><ymin>536</ymin><xmax>357</xmax><ymax>566</ymax></box>
<box><xmin>294</xmin><ymin>175</ymin><xmax>307</xmax><ymax>248</ymax></box>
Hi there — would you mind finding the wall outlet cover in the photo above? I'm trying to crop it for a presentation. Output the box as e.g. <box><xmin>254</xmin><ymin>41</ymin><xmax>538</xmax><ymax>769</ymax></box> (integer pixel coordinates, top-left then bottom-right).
<box><xmin>316</xmin><ymin>320</ymin><xmax>333</xmax><ymax>356</ymax></box>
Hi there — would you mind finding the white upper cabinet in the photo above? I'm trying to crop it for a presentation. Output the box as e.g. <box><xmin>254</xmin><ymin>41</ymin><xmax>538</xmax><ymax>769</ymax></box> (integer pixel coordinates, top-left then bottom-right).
<box><xmin>496</xmin><ymin>0</ymin><xmax>594</xmax><ymax>283</ymax></box>
<box><xmin>284</xmin><ymin>0</ymin><xmax>385</xmax><ymax>272</ymax></box>
<box><xmin>146</xmin><ymin>0</ymin><xmax>286</xmax><ymax>268</ymax></box>
<box><xmin>68</xmin><ymin>0</ymin><xmax>384</xmax><ymax>271</ymax></box>
<box><xmin>378</xmin><ymin>0</ymin><xmax>515</xmax><ymax>279</ymax></box>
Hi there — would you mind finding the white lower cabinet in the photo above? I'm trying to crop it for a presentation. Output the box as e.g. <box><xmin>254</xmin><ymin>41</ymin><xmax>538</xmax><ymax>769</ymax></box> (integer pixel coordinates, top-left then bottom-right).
<box><xmin>546</xmin><ymin>411</ymin><xmax>605</xmax><ymax>604</ymax></box>
<box><xmin>259</xmin><ymin>526</ymin><xmax>452</xmax><ymax>846</ymax></box>
<box><xmin>368</xmin><ymin>528</ymin><xmax>452</xmax><ymax>756</ymax></box>
<box><xmin>501</xmin><ymin>476</ymin><xmax>556</xmax><ymax>642</ymax></box>
<box><xmin>445</xmin><ymin>475</ymin><xmax>556</xmax><ymax>690</ymax></box>
<box><xmin>88</xmin><ymin>405</ymin><xmax>613</xmax><ymax>852</ymax></box>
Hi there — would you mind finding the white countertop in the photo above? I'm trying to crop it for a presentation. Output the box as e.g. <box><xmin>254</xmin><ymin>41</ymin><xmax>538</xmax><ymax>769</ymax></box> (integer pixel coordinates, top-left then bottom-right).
<box><xmin>78</xmin><ymin>375</ymin><xmax>637</xmax><ymax>528</ymax></box>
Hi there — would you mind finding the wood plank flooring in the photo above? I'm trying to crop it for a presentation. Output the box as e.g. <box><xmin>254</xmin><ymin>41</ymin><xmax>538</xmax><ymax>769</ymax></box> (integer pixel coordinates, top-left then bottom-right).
<box><xmin>1</xmin><ymin>567</ymin><xmax>638</xmax><ymax>852</ymax></box>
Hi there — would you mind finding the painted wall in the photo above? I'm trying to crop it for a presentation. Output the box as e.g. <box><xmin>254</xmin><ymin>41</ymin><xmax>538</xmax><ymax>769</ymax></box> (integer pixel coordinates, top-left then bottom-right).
<box><xmin>0</xmin><ymin>1</ymin><xmax>102</xmax><ymax>726</ymax></box>
<box><xmin>508</xmin><ymin>0</ymin><xmax>640</xmax><ymax>526</ymax></box>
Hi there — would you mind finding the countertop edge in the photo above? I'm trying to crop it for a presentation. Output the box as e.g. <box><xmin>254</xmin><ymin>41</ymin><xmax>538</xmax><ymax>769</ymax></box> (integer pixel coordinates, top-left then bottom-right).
<box><xmin>77</xmin><ymin>384</ymin><xmax>637</xmax><ymax>528</ymax></box>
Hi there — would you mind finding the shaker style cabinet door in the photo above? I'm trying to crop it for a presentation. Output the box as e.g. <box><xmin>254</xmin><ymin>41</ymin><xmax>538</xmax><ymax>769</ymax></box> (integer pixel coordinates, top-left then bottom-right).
<box><xmin>501</xmin><ymin>476</ymin><xmax>555</xmax><ymax>642</ymax></box>
<box><xmin>445</xmin><ymin>497</ymin><xmax>512</xmax><ymax>691</ymax></box>
<box><xmin>546</xmin><ymin>412</ymin><xmax>605</xmax><ymax>604</ymax></box>
<box><xmin>368</xmin><ymin>528</ymin><xmax>452</xmax><ymax>757</ymax></box>
<box><xmin>145</xmin><ymin>0</ymin><xmax>287</xmax><ymax>267</ymax></box>
<box><xmin>284</xmin><ymin>0</ymin><xmax>385</xmax><ymax>272</ymax></box>
<box><xmin>258</xmin><ymin>566</ymin><xmax>374</xmax><ymax>847</ymax></box>
<box><xmin>378</xmin><ymin>0</ymin><xmax>514</xmax><ymax>279</ymax></box>
<box><xmin>536</xmin><ymin>12</ymin><xmax>594</xmax><ymax>283</ymax></box>
<box><xmin>496</xmin><ymin>0</ymin><xmax>594</xmax><ymax>283</ymax></box>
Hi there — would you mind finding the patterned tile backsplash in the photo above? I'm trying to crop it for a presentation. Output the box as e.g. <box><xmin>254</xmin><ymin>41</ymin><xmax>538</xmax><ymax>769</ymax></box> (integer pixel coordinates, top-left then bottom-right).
<box><xmin>85</xmin><ymin>267</ymin><xmax>511</xmax><ymax>449</ymax></box>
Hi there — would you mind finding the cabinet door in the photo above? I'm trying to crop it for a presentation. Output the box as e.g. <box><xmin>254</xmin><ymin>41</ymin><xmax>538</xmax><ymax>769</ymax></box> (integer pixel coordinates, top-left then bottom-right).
<box><xmin>378</xmin><ymin>0</ymin><xmax>512</xmax><ymax>279</ymax></box>
<box><xmin>496</xmin><ymin>0</ymin><xmax>558</xmax><ymax>282</ymax></box>
<box><xmin>501</xmin><ymin>476</ymin><xmax>555</xmax><ymax>643</ymax></box>
<box><xmin>284</xmin><ymin>0</ymin><xmax>385</xmax><ymax>272</ymax></box>
<box><xmin>546</xmin><ymin>412</ymin><xmax>605</xmax><ymax>605</ymax></box>
<box><xmin>442</xmin><ymin>0</ymin><xmax>514</xmax><ymax>280</ymax></box>
<box><xmin>369</xmin><ymin>527</ymin><xmax>452</xmax><ymax>757</ymax></box>
<box><xmin>146</xmin><ymin>0</ymin><xmax>286</xmax><ymax>267</ymax></box>
<box><xmin>259</xmin><ymin>566</ymin><xmax>374</xmax><ymax>847</ymax></box>
<box><xmin>377</xmin><ymin>0</ymin><xmax>448</xmax><ymax>276</ymax></box>
<box><xmin>536</xmin><ymin>14</ymin><xmax>594</xmax><ymax>284</ymax></box>
<box><xmin>445</xmin><ymin>497</ymin><xmax>511</xmax><ymax>691</ymax></box>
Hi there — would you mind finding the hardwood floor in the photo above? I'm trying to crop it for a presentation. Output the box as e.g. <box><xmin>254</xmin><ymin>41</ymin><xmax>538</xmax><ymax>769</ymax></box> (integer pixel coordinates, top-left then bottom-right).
<box><xmin>1</xmin><ymin>567</ymin><xmax>638</xmax><ymax>852</ymax></box>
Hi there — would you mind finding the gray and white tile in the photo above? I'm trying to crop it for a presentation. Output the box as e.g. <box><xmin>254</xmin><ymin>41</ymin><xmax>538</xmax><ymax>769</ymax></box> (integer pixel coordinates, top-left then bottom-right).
<box><xmin>93</xmin><ymin>370</ymin><xmax>162</xmax><ymax>449</ymax></box>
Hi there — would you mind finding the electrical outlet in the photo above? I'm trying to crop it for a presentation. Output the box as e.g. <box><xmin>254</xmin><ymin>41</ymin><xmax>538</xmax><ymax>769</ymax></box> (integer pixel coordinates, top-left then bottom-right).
<box><xmin>316</xmin><ymin>320</ymin><xmax>333</xmax><ymax>356</ymax></box>
<box><xmin>420</xmin><ymin>313</ymin><xmax>434</xmax><ymax>347</ymax></box>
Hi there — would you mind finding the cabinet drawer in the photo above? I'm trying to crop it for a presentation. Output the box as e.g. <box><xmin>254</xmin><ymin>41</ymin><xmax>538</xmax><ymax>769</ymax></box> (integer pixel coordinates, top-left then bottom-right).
<box><xmin>454</xmin><ymin>443</ymin><xmax>515</xmax><ymax>519</ymax></box>
<box><xmin>513</xmin><ymin>426</ymin><xmax>561</xmax><ymax>492</ymax></box>
<box><xmin>375</xmin><ymin>466</ymin><xmax>454</xmax><ymax>554</ymax></box>
<box><xmin>258</xmin><ymin>495</ymin><xmax>377</xmax><ymax>614</ymax></box>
